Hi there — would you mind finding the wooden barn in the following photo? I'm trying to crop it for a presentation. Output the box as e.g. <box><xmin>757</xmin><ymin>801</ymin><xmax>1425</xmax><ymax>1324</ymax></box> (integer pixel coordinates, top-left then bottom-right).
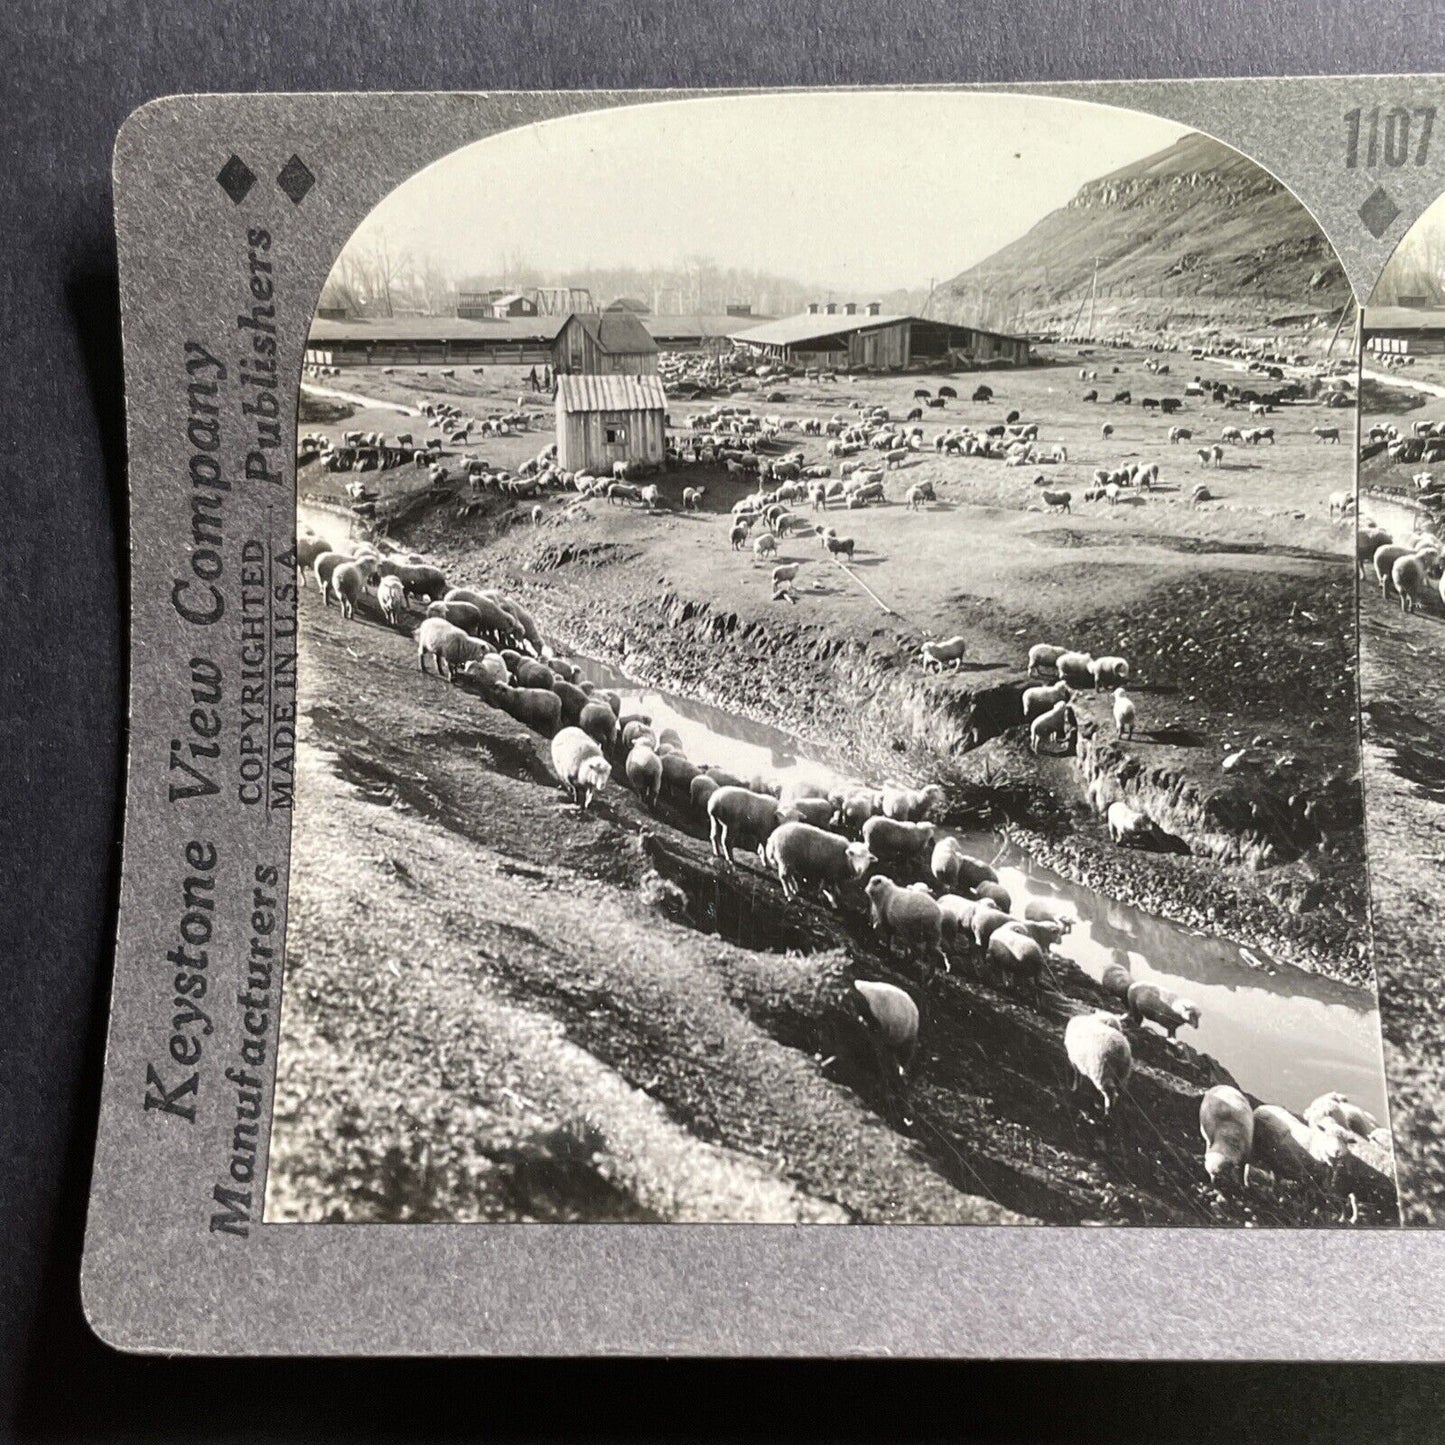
<box><xmin>555</xmin><ymin>374</ymin><xmax>668</xmax><ymax>473</ymax></box>
<box><xmin>552</xmin><ymin>311</ymin><xmax>659</xmax><ymax>376</ymax></box>
<box><xmin>731</xmin><ymin>305</ymin><xmax>1030</xmax><ymax>370</ymax></box>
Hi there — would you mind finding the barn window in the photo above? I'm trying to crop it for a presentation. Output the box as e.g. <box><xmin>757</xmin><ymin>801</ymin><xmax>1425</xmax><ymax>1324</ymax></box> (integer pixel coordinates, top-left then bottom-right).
<box><xmin>606</xmin><ymin>425</ymin><xmax>627</xmax><ymax>444</ymax></box>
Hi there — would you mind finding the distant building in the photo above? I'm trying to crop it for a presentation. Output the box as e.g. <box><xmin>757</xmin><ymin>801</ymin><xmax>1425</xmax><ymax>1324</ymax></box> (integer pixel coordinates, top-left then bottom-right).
<box><xmin>552</xmin><ymin>311</ymin><xmax>659</xmax><ymax>376</ymax></box>
<box><xmin>315</xmin><ymin>305</ymin><xmax>348</xmax><ymax>322</ymax></box>
<box><xmin>455</xmin><ymin>289</ymin><xmax>540</xmax><ymax>320</ymax></box>
<box><xmin>555</xmin><ymin>374</ymin><xmax>668</xmax><ymax>473</ymax></box>
<box><xmin>731</xmin><ymin>305</ymin><xmax>1030</xmax><ymax>369</ymax></box>
<box><xmin>489</xmin><ymin>291</ymin><xmax>538</xmax><ymax>318</ymax></box>
<box><xmin>608</xmin><ymin>296</ymin><xmax>651</xmax><ymax>315</ymax></box>
<box><xmin>725</xmin><ymin>302</ymin><xmax>753</xmax><ymax>317</ymax></box>
<box><xmin>1364</xmin><ymin>306</ymin><xmax>1445</xmax><ymax>356</ymax></box>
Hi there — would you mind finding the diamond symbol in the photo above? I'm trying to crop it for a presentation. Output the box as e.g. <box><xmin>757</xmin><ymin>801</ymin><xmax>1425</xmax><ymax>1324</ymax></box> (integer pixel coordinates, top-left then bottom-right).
<box><xmin>217</xmin><ymin>154</ymin><xmax>256</xmax><ymax>204</ymax></box>
<box><xmin>1359</xmin><ymin>185</ymin><xmax>1400</xmax><ymax>239</ymax></box>
<box><xmin>276</xmin><ymin>154</ymin><xmax>315</xmax><ymax>205</ymax></box>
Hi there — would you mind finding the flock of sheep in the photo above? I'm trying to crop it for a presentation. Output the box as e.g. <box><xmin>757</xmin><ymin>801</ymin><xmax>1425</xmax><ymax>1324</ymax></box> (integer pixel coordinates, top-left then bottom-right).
<box><xmin>296</xmin><ymin>464</ymin><xmax>1380</xmax><ymax>1211</ymax></box>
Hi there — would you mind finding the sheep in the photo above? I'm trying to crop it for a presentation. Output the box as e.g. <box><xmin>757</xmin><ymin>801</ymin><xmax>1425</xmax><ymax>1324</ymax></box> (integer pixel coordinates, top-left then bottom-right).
<box><xmin>1112</xmin><ymin>687</ymin><xmax>1136</xmax><ymax>739</ymax></box>
<box><xmin>1028</xmin><ymin>643</ymin><xmax>1067</xmax><ymax>677</ymax></box>
<box><xmin>1251</xmin><ymin>1104</ymin><xmax>1349</xmax><ymax>1184</ymax></box>
<box><xmin>1100</xmin><ymin>423</ymin><xmax>1114</xmax><ymax>440</ymax></box>
<box><xmin>377</xmin><ymin>575</ymin><xmax>407</xmax><ymax>627</ymax></box>
<box><xmin>864</xmin><ymin>876</ymin><xmax>948</xmax><ymax>971</ymax></box>
<box><xmin>706</xmin><ymin>786</ymin><xmax>790</xmax><ymax>866</ymax></box>
<box><xmin>930</xmin><ymin>837</ymin><xmax>998</xmax><ymax>891</ymax></box>
<box><xmin>1088</xmin><ymin>656</ymin><xmax>1129</xmax><ymax>691</ymax></box>
<box><xmin>882</xmin><ymin>783</ymin><xmax>946</xmax><ymax>822</ymax></box>
<box><xmin>550</xmin><ymin>726</ymin><xmax>612</xmax><ymax>810</ymax></box>
<box><xmin>852</xmin><ymin>979</ymin><xmax>920</xmax><ymax>1084</ymax></box>
<box><xmin>860</xmin><ymin>816</ymin><xmax>935</xmax><ymax>868</ymax></box>
<box><xmin>1022</xmin><ymin>680</ymin><xmax>1072</xmax><ymax>720</ymax></box>
<box><xmin>624</xmin><ymin>743</ymin><xmax>663</xmax><ymax>807</ymax></box>
<box><xmin>416</xmin><ymin>617</ymin><xmax>488</xmax><ymax>678</ymax></box>
<box><xmin>578</xmin><ymin>701</ymin><xmax>619</xmax><ymax>751</ymax></box>
<box><xmin>935</xmin><ymin>893</ymin><xmax>979</xmax><ymax>947</ymax></box>
<box><xmin>972</xmin><ymin>902</ymin><xmax>1017</xmax><ymax>953</ymax></box>
<box><xmin>682</xmin><ymin>486</ymin><xmax>707</xmax><ymax>510</ymax></box>
<box><xmin>659</xmin><ymin>752</ymin><xmax>701</xmax><ymax>799</ymax></box>
<box><xmin>1312</xmin><ymin>426</ymin><xmax>1341</xmax><ymax>444</ymax></box>
<box><xmin>1168</xmin><ymin>426</ymin><xmax>1192</xmax><ymax>444</ymax></box>
<box><xmin>973</xmin><ymin>880</ymin><xmax>1012</xmax><ymax>913</ymax></box>
<box><xmin>1054</xmin><ymin>650</ymin><xmax>1094</xmax><ymax>684</ymax></box>
<box><xmin>753</xmin><ymin>533</ymin><xmax>778</xmax><ymax>561</ymax></box>
<box><xmin>1064</xmin><ymin>1011</ymin><xmax>1133</xmax><ymax>1117</ymax></box>
<box><xmin>823</xmin><ymin>533</ymin><xmax>856</xmax><ymax>560</ymax></box>
<box><xmin>296</xmin><ymin>533</ymin><xmax>334</xmax><ymax>588</ymax></box>
<box><xmin>1304</xmin><ymin>1092</ymin><xmax>1380</xmax><ymax>1140</ymax></box>
<box><xmin>331</xmin><ymin>559</ymin><xmax>377</xmax><ymax>620</ymax></box>
<box><xmin>620</xmin><ymin>720</ymin><xmax>657</xmax><ymax>751</ymax></box>
<box><xmin>1200</xmin><ymin>1085</ymin><xmax>1254</xmax><ymax>1190</ymax></box>
<box><xmin>1022</xmin><ymin>899</ymin><xmax>1077</xmax><ymax>933</ymax></box>
<box><xmin>313</xmin><ymin>551</ymin><xmax>353</xmax><ymax>604</ymax></box>
<box><xmin>1042</xmin><ymin>489</ymin><xmax>1072</xmax><ymax>513</ymax></box>
<box><xmin>689</xmin><ymin>773</ymin><xmax>720</xmax><ymax>813</ymax></box>
<box><xmin>987</xmin><ymin>925</ymin><xmax>1048</xmax><ymax>998</ymax></box>
<box><xmin>772</xmin><ymin>563</ymin><xmax>802</xmax><ymax>590</ymax></box>
<box><xmin>1126</xmin><ymin>981</ymin><xmax>1201</xmax><ymax>1039</ymax></box>
<box><xmin>920</xmin><ymin>636</ymin><xmax>968</xmax><ymax>673</ymax></box>
<box><xmin>425</xmin><ymin>600</ymin><xmax>487</xmax><ymax>636</ymax></box>
<box><xmin>1029</xmin><ymin>700</ymin><xmax>1075</xmax><ymax>755</ymax></box>
<box><xmin>1107</xmin><ymin>801</ymin><xmax>1153</xmax><ymax>847</ymax></box>
<box><xmin>551</xmin><ymin>679</ymin><xmax>591</xmax><ymax>726</ymax></box>
<box><xmin>461</xmin><ymin>655</ymin><xmax>509</xmax><ymax>688</ymax></box>
<box><xmin>439</xmin><ymin>590</ymin><xmax>525</xmax><ymax>648</ymax></box>
<box><xmin>379</xmin><ymin>561</ymin><xmax>449</xmax><ymax>604</ymax></box>
<box><xmin>1392</xmin><ymin>553</ymin><xmax>1431</xmax><ymax>614</ymax></box>
<box><xmin>1000</xmin><ymin>918</ymin><xmax>1063</xmax><ymax>951</ymax></box>
<box><xmin>730</xmin><ymin>522</ymin><xmax>750</xmax><ymax>551</ymax></box>
<box><xmin>514</xmin><ymin>659</ymin><xmax>556</xmax><ymax>691</ymax></box>
<box><xmin>765</xmin><ymin>822</ymin><xmax>873</xmax><ymax>906</ymax></box>
<box><xmin>837</xmin><ymin>788</ymin><xmax>884</xmax><ymax>834</ymax></box>
<box><xmin>495</xmin><ymin>684</ymin><xmax>563</xmax><ymax>736</ymax></box>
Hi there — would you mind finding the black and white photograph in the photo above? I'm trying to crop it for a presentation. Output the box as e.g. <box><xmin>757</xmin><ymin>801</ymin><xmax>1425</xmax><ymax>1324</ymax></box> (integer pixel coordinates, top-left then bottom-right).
<box><xmin>267</xmin><ymin>91</ymin><xmax>1394</xmax><ymax>1228</ymax></box>
<box><xmin>1358</xmin><ymin>206</ymin><xmax>1445</xmax><ymax>1226</ymax></box>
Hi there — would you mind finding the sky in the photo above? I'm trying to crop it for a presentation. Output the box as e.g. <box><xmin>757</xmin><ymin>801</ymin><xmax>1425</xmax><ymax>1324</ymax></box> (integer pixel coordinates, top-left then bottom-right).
<box><xmin>338</xmin><ymin>91</ymin><xmax>1190</xmax><ymax>294</ymax></box>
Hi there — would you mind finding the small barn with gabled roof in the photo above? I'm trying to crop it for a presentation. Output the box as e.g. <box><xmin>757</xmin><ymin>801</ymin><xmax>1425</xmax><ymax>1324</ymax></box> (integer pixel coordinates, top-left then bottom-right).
<box><xmin>555</xmin><ymin>373</ymin><xmax>668</xmax><ymax>474</ymax></box>
<box><xmin>552</xmin><ymin>311</ymin><xmax>660</xmax><ymax>376</ymax></box>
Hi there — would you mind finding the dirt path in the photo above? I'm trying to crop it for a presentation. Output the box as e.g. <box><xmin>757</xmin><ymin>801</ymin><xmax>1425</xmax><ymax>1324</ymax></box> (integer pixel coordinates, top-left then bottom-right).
<box><xmin>265</xmin><ymin>589</ymin><xmax>1396</xmax><ymax>1227</ymax></box>
<box><xmin>300</xmin><ymin>380</ymin><xmax>419</xmax><ymax>416</ymax></box>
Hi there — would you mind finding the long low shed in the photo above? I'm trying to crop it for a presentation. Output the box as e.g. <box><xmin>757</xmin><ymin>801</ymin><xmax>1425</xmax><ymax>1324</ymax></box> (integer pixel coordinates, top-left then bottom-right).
<box><xmin>555</xmin><ymin>374</ymin><xmax>668</xmax><ymax>474</ymax></box>
<box><xmin>730</xmin><ymin>312</ymin><xmax>1030</xmax><ymax>369</ymax></box>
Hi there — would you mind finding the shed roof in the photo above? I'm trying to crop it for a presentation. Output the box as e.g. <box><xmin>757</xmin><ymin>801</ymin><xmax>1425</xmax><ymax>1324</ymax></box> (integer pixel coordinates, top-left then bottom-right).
<box><xmin>557</xmin><ymin>374</ymin><xmax>668</xmax><ymax>414</ymax></box>
<box><xmin>308</xmin><ymin>314</ymin><xmax>564</xmax><ymax>343</ymax></box>
<box><xmin>730</xmin><ymin>311</ymin><xmax>1027</xmax><ymax>348</ymax></box>
<box><xmin>1364</xmin><ymin>305</ymin><xmax>1445</xmax><ymax>333</ymax></box>
<box><xmin>563</xmin><ymin>310</ymin><xmax>659</xmax><ymax>355</ymax></box>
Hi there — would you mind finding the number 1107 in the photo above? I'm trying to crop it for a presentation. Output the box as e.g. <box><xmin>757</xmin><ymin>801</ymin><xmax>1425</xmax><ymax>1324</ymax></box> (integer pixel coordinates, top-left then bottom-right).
<box><xmin>1345</xmin><ymin>105</ymin><xmax>1435</xmax><ymax>168</ymax></box>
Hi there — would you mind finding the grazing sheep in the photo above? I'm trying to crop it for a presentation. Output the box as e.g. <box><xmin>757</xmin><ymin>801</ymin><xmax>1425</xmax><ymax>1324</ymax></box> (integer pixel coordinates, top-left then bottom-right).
<box><xmin>1168</xmin><ymin>426</ymin><xmax>1193</xmax><ymax>444</ymax></box>
<box><xmin>1304</xmin><ymin>1092</ymin><xmax>1380</xmax><ymax>1139</ymax></box>
<box><xmin>931</xmin><ymin>837</ymin><xmax>998</xmax><ymax>890</ymax></box>
<box><xmin>658</xmin><ymin>752</ymin><xmax>700</xmax><ymax>798</ymax></box>
<box><xmin>380</xmin><ymin>561</ymin><xmax>449</xmax><ymax>605</ymax></box>
<box><xmin>753</xmin><ymin>533</ymin><xmax>778</xmax><ymax>561</ymax></box>
<box><xmin>296</xmin><ymin>533</ymin><xmax>334</xmax><ymax>588</ymax></box>
<box><xmin>765</xmin><ymin>822</ymin><xmax>873</xmax><ymax>906</ymax></box>
<box><xmin>425</xmin><ymin>600</ymin><xmax>485</xmax><ymax>635</ymax></box>
<box><xmin>551</xmin><ymin>679</ymin><xmax>591</xmax><ymax>726</ymax></box>
<box><xmin>935</xmin><ymin>894</ymin><xmax>979</xmax><ymax>947</ymax></box>
<box><xmin>439</xmin><ymin>590</ymin><xmax>525</xmax><ymax>647</ymax></box>
<box><xmin>331</xmin><ymin>559</ymin><xmax>377</xmax><ymax>620</ymax></box>
<box><xmin>1356</xmin><ymin>528</ymin><xmax>1394</xmax><ymax>582</ymax></box>
<box><xmin>864</xmin><ymin>876</ymin><xmax>948</xmax><ymax>971</ymax></box>
<box><xmin>1126</xmin><ymin>981</ymin><xmax>1201</xmax><ymax>1039</ymax></box>
<box><xmin>1022</xmin><ymin>899</ymin><xmax>1077</xmax><ymax>933</ymax></box>
<box><xmin>461</xmin><ymin>655</ymin><xmax>509</xmax><ymax>688</ymax></box>
<box><xmin>852</xmin><ymin>979</ymin><xmax>920</xmax><ymax>1083</ymax></box>
<box><xmin>987</xmin><ymin>926</ymin><xmax>1048</xmax><ymax>998</ymax></box>
<box><xmin>1098</xmin><ymin>963</ymin><xmax>1133</xmax><ymax>999</ymax></box>
<box><xmin>496</xmin><ymin>684</ymin><xmax>563</xmax><ymax>737</ymax></box>
<box><xmin>861</xmin><ymin>816</ymin><xmax>935</xmax><ymax>868</ymax></box>
<box><xmin>838</xmin><ymin>788</ymin><xmax>884</xmax><ymax>834</ymax></box>
<box><xmin>972</xmin><ymin>902</ymin><xmax>1017</xmax><ymax>953</ymax></box>
<box><xmin>689</xmin><ymin>773</ymin><xmax>720</xmax><ymax>813</ymax></box>
<box><xmin>313</xmin><ymin>551</ymin><xmax>353</xmax><ymax>604</ymax></box>
<box><xmin>1107</xmin><ymin>801</ymin><xmax>1153</xmax><ymax>847</ymax></box>
<box><xmin>1101</xmin><ymin>423</ymin><xmax>1114</xmax><ymax>440</ymax></box>
<box><xmin>1392</xmin><ymin>553</ymin><xmax>1431</xmax><ymax>614</ymax></box>
<box><xmin>1029</xmin><ymin>700</ymin><xmax>1075</xmax><ymax>754</ymax></box>
<box><xmin>377</xmin><ymin>574</ymin><xmax>406</xmax><ymax>626</ymax></box>
<box><xmin>823</xmin><ymin>533</ymin><xmax>856</xmax><ymax>560</ymax></box>
<box><xmin>1001</xmin><ymin>918</ymin><xmax>1063</xmax><ymax>950</ymax></box>
<box><xmin>578</xmin><ymin>701</ymin><xmax>619</xmax><ymax>751</ymax></box>
<box><xmin>1313</xmin><ymin>426</ymin><xmax>1341</xmax><ymax>444</ymax></box>
<box><xmin>625</xmin><ymin>743</ymin><xmax>663</xmax><ymax>807</ymax></box>
<box><xmin>550</xmin><ymin>726</ymin><xmax>612</xmax><ymax>810</ymax></box>
<box><xmin>1200</xmin><ymin>1085</ymin><xmax>1254</xmax><ymax>1190</ymax></box>
<box><xmin>1064</xmin><ymin>1011</ymin><xmax>1133</xmax><ymax>1117</ymax></box>
<box><xmin>416</xmin><ymin>617</ymin><xmax>488</xmax><ymax>678</ymax></box>
<box><xmin>882</xmin><ymin>783</ymin><xmax>946</xmax><ymax>822</ymax></box>
<box><xmin>1022</xmin><ymin>680</ymin><xmax>1072</xmax><ymax>720</ymax></box>
<box><xmin>514</xmin><ymin>659</ymin><xmax>556</xmax><ymax>691</ymax></box>
<box><xmin>1028</xmin><ymin>643</ymin><xmax>1067</xmax><ymax>677</ymax></box>
<box><xmin>620</xmin><ymin>720</ymin><xmax>658</xmax><ymax>752</ymax></box>
<box><xmin>920</xmin><ymin>636</ymin><xmax>968</xmax><ymax>673</ymax></box>
<box><xmin>973</xmin><ymin>880</ymin><xmax>1011</xmax><ymax>913</ymax></box>
<box><xmin>1054</xmin><ymin>650</ymin><xmax>1094</xmax><ymax>684</ymax></box>
<box><xmin>1042</xmin><ymin>489</ymin><xmax>1072</xmax><ymax>513</ymax></box>
<box><xmin>1112</xmin><ymin>687</ymin><xmax>1136</xmax><ymax>739</ymax></box>
<box><xmin>1088</xmin><ymin>655</ymin><xmax>1129</xmax><ymax>691</ymax></box>
<box><xmin>730</xmin><ymin>523</ymin><xmax>750</xmax><ymax>551</ymax></box>
<box><xmin>1251</xmin><ymin>1104</ymin><xmax>1349</xmax><ymax>1184</ymax></box>
<box><xmin>707</xmin><ymin>786</ymin><xmax>790</xmax><ymax>866</ymax></box>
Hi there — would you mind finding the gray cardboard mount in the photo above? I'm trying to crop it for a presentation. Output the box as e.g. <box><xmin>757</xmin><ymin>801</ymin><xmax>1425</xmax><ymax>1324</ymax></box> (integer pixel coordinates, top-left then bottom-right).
<box><xmin>85</xmin><ymin>82</ymin><xmax>1445</xmax><ymax>1358</ymax></box>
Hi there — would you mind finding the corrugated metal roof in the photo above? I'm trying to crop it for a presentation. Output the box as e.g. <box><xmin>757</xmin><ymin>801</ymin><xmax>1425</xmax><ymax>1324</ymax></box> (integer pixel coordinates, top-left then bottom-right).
<box><xmin>557</xmin><ymin>374</ymin><xmax>668</xmax><ymax>414</ymax></box>
<box><xmin>730</xmin><ymin>311</ymin><xmax>1027</xmax><ymax>348</ymax></box>
<box><xmin>308</xmin><ymin>315</ymin><xmax>564</xmax><ymax>343</ymax></box>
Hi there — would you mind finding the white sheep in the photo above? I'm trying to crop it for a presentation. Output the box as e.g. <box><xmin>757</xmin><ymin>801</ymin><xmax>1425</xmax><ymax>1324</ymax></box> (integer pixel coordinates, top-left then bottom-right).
<box><xmin>860</xmin><ymin>815</ymin><xmax>935</xmax><ymax>867</ymax></box>
<box><xmin>864</xmin><ymin>876</ymin><xmax>948</xmax><ymax>971</ymax></box>
<box><xmin>550</xmin><ymin>726</ymin><xmax>612</xmax><ymax>810</ymax></box>
<box><xmin>1028</xmin><ymin>643</ymin><xmax>1067</xmax><ymax>677</ymax></box>
<box><xmin>987</xmin><ymin>925</ymin><xmax>1049</xmax><ymax>997</ymax></box>
<box><xmin>377</xmin><ymin>574</ymin><xmax>406</xmax><ymax>627</ymax></box>
<box><xmin>930</xmin><ymin>836</ymin><xmax>997</xmax><ymax>890</ymax></box>
<box><xmin>706</xmin><ymin>786</ymin><xmax>790</xmax><ymax>866</ymax></box>
<box><xmin>1112</xmin><ymin>687</ymin><xmax>1136</xmax><ymax>739</ymax></box>
<box><xmin>330</xmin><ymin>559</ymin><xmax>377</xmax><ymax>620</ymax></box>
<box><xmin>1022</xmin><ymin>681</ymin><xmax>1071</xmax><ymax>720</ymax></box>
<box><xmin>1304</xmin><ymin>1092</ymin><xmax>1380</xmax><ymax>1139</ymax></box>
<box><xmin>753</xmin><ymin>533</ymin><xmax>778</xmax><ymax>561</ymax></box>
<box><xmin>1029</xmin><ymin>700</ymin><xmax>1074</xmax><ymax>754</ymax></box>
<box><xmin>1126</xmin><ymin>981</ymin><xmax>1201</xmax><ymax>1039</ymax></box>
<box><xmin>1064</xmin><ymin>1011</ymin><xmax>1133</xmax><ymax>1117</ymax></box>
<box><xmin>852</xmin><ymin>980</ymin><xmax>919</xmax><ymax>1082</ymax></box>
<box><xmin>764</xmin><ymin>822</ymin><xmax>873</xmax><ymax>907</ymax></box>
<box><xmin>921</xmin><ymin>636</ymin><xmax>968</xmax><ymax>672</ymax></box>
<box><xmin>1251</xmin><ymin>1104</ymin><xmax>1349</xmax><ymax>1184</ymax></box>
<box><xmin>624</xmin><ymin>743</ymin><xmax>663</xmax><ymax>807</ymax></box>
<box><xmin>416</xmin><ymin>617</ymin><xmax>488</xmax><ymax>678</ymax></box>
<box><xmin>1392</xmin><ymin>553</ymin><xmax>1431</xmax><ymax>614</ymax></box>
<box><xmin>1089</xmin><ymin>655</ymin><xmax>1130</xmax><ymax>691</ymax></box>
<box><xmin>1107</xmin><ymin>801</ymin><xmax>1152</xmax><ymax>847</ymax></box>
<box><xmin>1200</xmin><ymin>1085</ymin><xmax>1254</xmax><ymax>1190</ymax></box>
<box><xmin>1022</xmin><ymin>899</ymin><xmax>1077</xmax><ymax>933</ymax></box>
<box><xmin>882</xmin><ymin>783</ymin><xmax>946</xmax><ymax>822</ymax></box>
<box><xmin>461</xmin><ymin>655</ymin><xmax>509</xmax><ymax>687</ymax></box>
<box><xmin>1054</xmin><ymin>650</ymin><xmax>1094</xmax><ymax>684</ymax></box>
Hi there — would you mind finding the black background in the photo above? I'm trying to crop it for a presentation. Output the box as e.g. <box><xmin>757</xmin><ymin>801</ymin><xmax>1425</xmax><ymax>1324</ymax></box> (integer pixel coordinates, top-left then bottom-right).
<box><xmin>7</xmin><ymin>2</ymin><xmax>1445</xmax><ymax>1437</ymax></box>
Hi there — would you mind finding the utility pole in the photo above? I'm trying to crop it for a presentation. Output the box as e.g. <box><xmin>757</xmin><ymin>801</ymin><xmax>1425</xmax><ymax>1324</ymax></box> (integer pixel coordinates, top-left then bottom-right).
<box><xmin>1085</xmin><ymin>256</ymin><xmax>1100</xmax><ymax>338</ymax></box>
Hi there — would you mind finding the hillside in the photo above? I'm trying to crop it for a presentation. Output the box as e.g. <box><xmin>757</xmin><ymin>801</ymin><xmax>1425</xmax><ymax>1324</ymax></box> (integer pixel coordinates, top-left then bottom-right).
<box><xmin>934</xmin><ymin>133</ymin><xmax>1349</xmax><ymax>337</ymax></box>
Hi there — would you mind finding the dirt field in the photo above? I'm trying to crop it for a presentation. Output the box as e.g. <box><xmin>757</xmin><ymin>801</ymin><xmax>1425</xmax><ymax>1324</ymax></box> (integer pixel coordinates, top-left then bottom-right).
<box><xmin>1358</xmin><ymin>367</ymin><xmax>1445</xmax><ymax>1224</ymax></box>
<box><xmin>298</xmin><ymin>347</ymin><xmax>1366</xmax><ymax>978</ymax></box>
<box><xmin>265</xmin><ymin>590</ymin><xmax>1395</xmax><ymax>1227</ymax></box>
